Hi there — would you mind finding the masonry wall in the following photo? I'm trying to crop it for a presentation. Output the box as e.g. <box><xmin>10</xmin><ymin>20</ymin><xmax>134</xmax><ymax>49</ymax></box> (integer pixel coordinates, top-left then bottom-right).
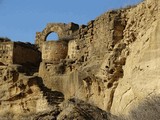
<box><xmin>68</xmin><ymin>40</ymin><xmax>79</xmax><ymax>59</ymax></box>
<box><xmin>48</xmin><ymin>10</ymin><xmax>127</xmax><ymax>110</ymax></box>
<box><xmin>13</xmin><ymin>42</ymin><xmax>41</xmax><ymax>66</ymax></box>
<box><xmin>0</xmin><ymin>42</ymin><xmax>13</xmax><ymax>64</ymax></box>
<box><xmin>35</xmin><ymin>23</ymin><xmax>79</xmax><ymax>49</ymax></box>
<box><xmin>42</xmin><ymin>41</ymin><xmax>68</xmax><ymax>62</ymax></box>
<box><xmin>67</xmin><ymin>10</ymin><xmax>126</xmax><ymax>65</ymax></box>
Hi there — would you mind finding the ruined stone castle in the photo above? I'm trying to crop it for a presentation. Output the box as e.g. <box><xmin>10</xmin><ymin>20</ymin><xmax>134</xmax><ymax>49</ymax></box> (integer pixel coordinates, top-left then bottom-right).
<box><xmin>0</xmin><ymin>41</ymin><xmax>40</xmax><ymax>66</ymax></box>
<box><xmin>1</xmin><ymin>0</ymin><xmax>160</xmax><ymax>119</ymax></box>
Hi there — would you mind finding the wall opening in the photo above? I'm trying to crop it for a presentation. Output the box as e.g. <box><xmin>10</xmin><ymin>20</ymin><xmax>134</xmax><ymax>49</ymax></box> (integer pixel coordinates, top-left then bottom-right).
<box><xmin>46</xmin><ymin>32</ymin><xmax>59</xmax><ymax>41</ymax></box>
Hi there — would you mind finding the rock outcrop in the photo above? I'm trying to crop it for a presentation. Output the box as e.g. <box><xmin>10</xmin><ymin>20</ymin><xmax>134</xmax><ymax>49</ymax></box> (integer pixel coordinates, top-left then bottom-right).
<box><xmin>1</xmin><ymin>0</ymin><xmax>160</xmax><ymax>119</ymax></box>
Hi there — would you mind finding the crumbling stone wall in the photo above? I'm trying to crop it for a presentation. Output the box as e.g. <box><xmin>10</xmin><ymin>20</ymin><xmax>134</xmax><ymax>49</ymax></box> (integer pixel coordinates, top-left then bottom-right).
<box><xmin>35</xmin><ymin>23</ymin><xmax>79</xmax><ymax>49</ymax></box>
<box><xmin>36</xmin><ymin>22</ymin><xmax>79</xmax><ymax>62</ymax></box>
<box><xmin>39</xmin><ymin>10</ymin><xmax>127</xmax><ymax>112</ymax></box>
<box><xmin>0</xmin><ymin>42</ymin><xmax>13</xmax><ymax>64</ymax></box>
<box><xmin>0</xmin><ymin>41</ymin><xmax>41</xmax><ymax>66</ymax></box>
<box><xmin>42</xmin><ymin>41</ymin><xmax>68</xmax><ymax>62</ymax></box>
<box><xmin>13</xmin><ymin>42</ymin><xmax>41</xmax><ymax>66</ymax></box>
<box><xmin>88</xmin><ymin>11</ymin><xmax>124</xmax><ymax>57</ymax></box>
<box><xmin>67</xmin><ymin>10</ymin><xmax>126</xmax><ymax>70</ymax></box>
<box><xmin>68</xmin><ymin>40</ymin><xmax>79</xmax><ymax>59</ymax></box>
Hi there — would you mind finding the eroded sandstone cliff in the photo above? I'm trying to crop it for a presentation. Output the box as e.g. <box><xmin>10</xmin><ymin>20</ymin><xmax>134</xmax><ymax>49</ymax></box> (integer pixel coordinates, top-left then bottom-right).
<box><xmin>0</xmin><ymin>0</ymin><xmax>160</xmax><ymax>119</ymax></box>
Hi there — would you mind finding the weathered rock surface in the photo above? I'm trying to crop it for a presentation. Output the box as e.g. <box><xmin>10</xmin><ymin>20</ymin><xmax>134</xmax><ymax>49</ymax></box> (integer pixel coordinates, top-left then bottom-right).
<box><xmin>33</xmin><ymin>98</ymin><xmax>118</xmax><ymax>120</ymax></box>
<box><xmin>1</xmin><ymin>0</ymin><xmax>160</xmax><ymax>119</ymax></box>
<box><xmin>0</xmin><ymin>64</ymin><xmax>64</xmax><ymax>119</ymax></box>
<box><xmin>111</xmin><ymin>0</ymin><xmax>160</xmax><ymax>116</ymax></box>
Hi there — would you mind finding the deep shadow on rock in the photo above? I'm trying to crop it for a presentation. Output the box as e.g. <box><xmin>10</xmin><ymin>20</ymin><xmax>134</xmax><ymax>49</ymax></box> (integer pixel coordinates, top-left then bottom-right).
<box><xmin>34</xmin><ymin>98</ymin><xmax>119</xmax><ymax>120</ymax></box>
<box><xmin>28</xmin><ymin>76</ymin><xmax>64</xmax><ymax>106</ymax></box>
<box><xmin>124</xmin><ymin>95</ymin><xmax>160</xmax><ymax>120</ymax></box>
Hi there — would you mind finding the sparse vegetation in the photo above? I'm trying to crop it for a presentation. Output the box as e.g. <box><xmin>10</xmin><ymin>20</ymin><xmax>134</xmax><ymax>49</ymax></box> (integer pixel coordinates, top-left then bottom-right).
<box><xmin>0</xmin><ymin>37</ymin><xmax>11</xmax><ymax>42</ymax></box>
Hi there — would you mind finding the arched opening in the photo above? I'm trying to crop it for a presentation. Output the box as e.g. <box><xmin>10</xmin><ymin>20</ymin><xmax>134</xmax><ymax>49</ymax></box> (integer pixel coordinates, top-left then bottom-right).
<box><xmin>46</xmin><ymin>32</ymin><xmax>59</xmax><ymax>41</ymax></box>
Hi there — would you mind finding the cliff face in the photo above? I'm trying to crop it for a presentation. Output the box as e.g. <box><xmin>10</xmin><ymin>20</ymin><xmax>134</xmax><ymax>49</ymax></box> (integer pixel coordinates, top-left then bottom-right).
<box><xmin>111</xmin><ymin>0</ymin><xmax>160</xmax><ymax>116</ymax></box>
<box><xmin>0</xmin><ymin>0</ymin><xmax>160</xmax><ymax>119</ymax></box>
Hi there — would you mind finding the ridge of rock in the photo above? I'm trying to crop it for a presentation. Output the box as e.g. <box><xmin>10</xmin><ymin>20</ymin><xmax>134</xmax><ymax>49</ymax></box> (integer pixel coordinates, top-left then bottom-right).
<box><xmin>0</xmin><ymin>0</ymin><xmax>160</xmax><ymax>119</ymax></box>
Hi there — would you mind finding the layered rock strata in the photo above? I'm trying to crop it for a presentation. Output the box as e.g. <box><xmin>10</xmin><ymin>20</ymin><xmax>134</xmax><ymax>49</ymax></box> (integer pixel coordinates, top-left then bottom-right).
<box><xmin>1</xmin><ymin>0</ymin><xmax>160</xmax><ymax>119</ymax></box>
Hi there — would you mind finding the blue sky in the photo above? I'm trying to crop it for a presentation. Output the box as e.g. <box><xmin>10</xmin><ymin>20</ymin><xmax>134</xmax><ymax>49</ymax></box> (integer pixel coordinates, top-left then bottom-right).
<box><xmin>0</xmin><ymin>0</ymin><xmax>141</xmax><ymax>43</ymax></box>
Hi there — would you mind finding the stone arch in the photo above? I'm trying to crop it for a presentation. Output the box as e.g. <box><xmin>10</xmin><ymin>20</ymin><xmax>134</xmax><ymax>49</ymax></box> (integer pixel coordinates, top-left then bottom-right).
<box><xmin>42</xmin><ymin>23</ymin><xmax>64</xmax><ymax>42</ymax></box>
<box><xmin>35</xmin><ymin>23</ymin><xmax>66</xmax><ymax>48</ymax></box>
<box><xmin>45</xmin><ymin>32</ymin><xmax>59</xmax><ymax>41</ymax></box>
<box><xmin>35</xmin><ymin>22</ymin><xmax>79</xmax><ymax>49</ymax></box>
